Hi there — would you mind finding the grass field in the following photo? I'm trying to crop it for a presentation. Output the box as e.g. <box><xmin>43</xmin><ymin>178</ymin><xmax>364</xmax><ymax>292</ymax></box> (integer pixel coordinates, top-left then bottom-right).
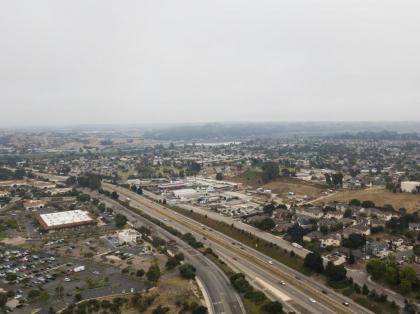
<box><xmin>313</xmin><ymin>187</ymin><xmax>420</xmax><ymax>212</ymax></box>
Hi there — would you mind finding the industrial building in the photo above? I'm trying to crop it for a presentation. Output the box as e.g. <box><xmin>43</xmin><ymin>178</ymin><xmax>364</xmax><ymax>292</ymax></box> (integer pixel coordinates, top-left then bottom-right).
<box><xmin>36</xmin><ymin>210</ymin><xmax>96</xmax><ymax>231</ymax></box>
<box><xmin>401</xmin><ymin>181</ymin><xmax>420</xmax><ymax>193</ymax></box>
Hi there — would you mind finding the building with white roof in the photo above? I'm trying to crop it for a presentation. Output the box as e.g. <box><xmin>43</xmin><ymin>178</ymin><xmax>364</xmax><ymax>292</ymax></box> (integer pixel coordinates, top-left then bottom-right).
<box><xmin>36</xmin><ymin>210</ymin><xmax>96</xmax><ymax>231</ymax></box>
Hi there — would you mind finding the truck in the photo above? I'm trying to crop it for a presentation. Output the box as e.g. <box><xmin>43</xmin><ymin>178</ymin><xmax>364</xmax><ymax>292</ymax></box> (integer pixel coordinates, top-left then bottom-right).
<box><xmin>73</xmin><ymin>266</ymin><xmax>85</xmax><ymax>273</ymax></box>
<box><xmin>291</xmin><ymin>242</ymin><xmax>303</xmax><ymax>249</ymax></box>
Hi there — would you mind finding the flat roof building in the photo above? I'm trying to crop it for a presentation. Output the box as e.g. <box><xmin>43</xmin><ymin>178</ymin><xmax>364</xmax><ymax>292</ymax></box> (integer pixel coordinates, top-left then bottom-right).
<box><xmin>36</xmin><ymin>210</ymin><xmax>96</xmax><ymax>231</ymax></box>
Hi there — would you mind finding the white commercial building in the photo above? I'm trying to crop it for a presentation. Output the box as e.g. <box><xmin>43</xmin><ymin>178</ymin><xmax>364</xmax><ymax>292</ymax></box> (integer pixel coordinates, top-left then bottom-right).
<box><xmin>37</xmin><ymin>210</ymin><xmax>95</xmax><ymax>231</ymax></box>
<box><xmin>117</xmin><ymin>229</ymin><xmax>140</xmax><ymax>244</ymax></box>
<box><xmin>401</xmin><ymin>181</ymin><xmax>420</xmax><ymax>193</ymax></box>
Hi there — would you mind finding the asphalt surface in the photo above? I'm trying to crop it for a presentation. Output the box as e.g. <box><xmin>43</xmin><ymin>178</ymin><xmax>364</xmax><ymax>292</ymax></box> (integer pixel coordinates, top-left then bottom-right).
<box><xmin>104</xmin><ymin>183</ymin><xmax>375</xmax><ymax>314</ymax></box>
<box><xmin>32</xmin><ymin>171</ymin><xmax>413</xmax><ymax>310</ymax></box>
<box><xmin>86</xmin><ymin>189</ymin><xmax>246</xmax><ymax>314</ymax></box>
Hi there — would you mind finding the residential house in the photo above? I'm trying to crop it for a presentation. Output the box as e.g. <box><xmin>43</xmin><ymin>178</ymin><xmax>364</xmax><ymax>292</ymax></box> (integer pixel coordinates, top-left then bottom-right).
<box><xmin>23</xmin><ymin>200</ymin><xmax>46</xmax><ymax>210</ymax></box>
<box><xmin>342</xmin><ymin>223</ymin><xmax>371</xmax><ymax>238</ymax></box>
<box><xmin>365</xmin><ymin>241</ymin><xmax>390</xmax><ymax>259</ymax></box>
<box><xmin>303</xmin><ymin>230</ymin><xmax>323</xmax><ymax>242</ymax></box>
<box><xmin>409</xmin><ymin>223</ymin><xmax>420</xmax><ymax>231</ymax></box>
<box><xmin>296</xmin><ymin>207</ymin><xmax>324</xmax><ymax>219</ymax></box>
<box><xmin>324</xmin><ymin>211</ymin><xmax>344</xmax><ymax>220</ymax></box>
<box><xmin>320</xmin><ymin>234</ymin><xmax>341</xmax><ymax>248</ymax></box>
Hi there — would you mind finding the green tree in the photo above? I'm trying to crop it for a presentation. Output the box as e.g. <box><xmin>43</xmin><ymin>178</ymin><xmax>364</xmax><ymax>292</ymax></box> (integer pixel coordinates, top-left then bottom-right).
<box><xmin>361</xmin><ymin>200</ymin><xmax>375</xmax><ymax>208</ymax></box>
<box><xmin>166</xmin><ymin>257</ymin><xmax>180</xmax><ymax>270</ymax></box>
<box><xmin>342</xmin><ymin>233</ymin><xmax>366</xmax><ymax>249</ymax></box>
<box><xmin>362</xmin><ymin>284</ymin><xmax>369</xmax><ymax>295</ymax></box>
<box><xmin>304</xmin><ymin>252</ymin><xmax>324</xmax><ymax>273</ymax></box>
<box><xmin>0</xmin><ymin>292</ymin><xmax>7</xmax><ymax>307</ymax></box>
<box><xmin>263</xmin><ymin>203</ymin><xmax>275</xmax><ymax>215</ymax></box>
<box><xmin>179</xmin><ymin>264</ymin><xmax>196</xmax><ymax>279</ymax></box>
<box><xmin>261</xmin><ymin>162</ymin><xmax>279</xmax><ymax>182</ymax></box>
<box><xmin>5</xmin><ymin>273</ymin><xmax>17</xmax><ymax>282</ymax></box>
<box><xmin>230</xmin><ymin>273</ymin><xmax>251</xmax><ymax>293</ymax></box>
<box><xmin>261</xmin><ymin>301</ymin><xmax>283</xmax><ymax>314</ymax></box>
<box><xmin>413</xmin><ymin>244</ymin><xmax>420</xmax><ymax>256</ymax></box>
<box><xmin>385</xmin><ymin>265</ymin><xmax>399</xmax><ymax>286</ymax></box>
<box><xmin>28</xmin><ymin>289</ymin><xmax>41</xmax><ymax>300</ymax></box>
<box><xmin>115</xmin><ymin>214</ymin><xmax>127</xmax><ymax>228</ymax></box>
<box><xmin>324</xmin><ymin>262</ymin><xmax>347</xmax><ymax>282</ymax></box>
<box><xmin>349</xmin><ymin>199</ymin><xmax>361</xmax><ymax>206</ymax></box>
<box><xmin>192</xmin><ymin>305</ymin><xmax>208</xmax><ymax>314</ymax></box>
<box><xmin>400</xmin><ymin>266</ymin><xmax>417</xmax><ymax>293</ymax></box>
<box><xmin>77</xmin><ymin>172</ymin><xmax>101</xmax><ymax>190</ymax></box>
<box><xmin>111</xmin><ymin>191</ymin><xmax>119</xmax><ymax>200</ymax></box>
<box><xmin>146</xmin><ymin>264</ymin><xmax>161</xmax><ymax>283</ymax></box>
<box><xmin>253</xmin><ymin>218</ymin><xmax>275</xmax><ymax>231</ymax></box>
<box><xmin>385</xmin><ymin>257</ymin><xmax>399</xmax><ymax>286</ymax></box>
<box><xmin>366</xmin><ymin>259</ymin><xmax>386</xmax><ymax>280</ymax></box>
<box><xmin>344</xmin><ymin>208</ymin><xmax>352</xmax><ymax>218</ymax></box>
<box><xmin>286</xmin><ymin>224</ymin><xmax>304</xmax><ymax>244</ymax></box>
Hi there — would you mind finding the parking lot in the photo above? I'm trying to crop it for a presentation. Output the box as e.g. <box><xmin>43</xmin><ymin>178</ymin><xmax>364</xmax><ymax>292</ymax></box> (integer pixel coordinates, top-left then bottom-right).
<box><xmin>0</xmin><ymin>247</ymin><xmax>145</xmax><ymax>313</ymax></box>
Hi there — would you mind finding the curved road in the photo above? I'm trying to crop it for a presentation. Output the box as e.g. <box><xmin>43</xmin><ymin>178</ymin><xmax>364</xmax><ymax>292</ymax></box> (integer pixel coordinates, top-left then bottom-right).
<box><xmin>87</xmin><ymin>190</ymin><xmax>245</xmax><ymax>314</ymax></box>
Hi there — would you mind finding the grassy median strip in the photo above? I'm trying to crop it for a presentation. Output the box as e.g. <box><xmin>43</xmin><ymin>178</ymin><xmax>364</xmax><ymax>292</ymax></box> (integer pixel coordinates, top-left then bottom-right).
<box><xmin>112</xmin><ymin>198</ymin><xmax>284</xmax><ymax>314</ymax></box>
<box><xmin>165</xmin><ymin>203</ymin><xmax>310</xmax><ymax>275</ymax></box>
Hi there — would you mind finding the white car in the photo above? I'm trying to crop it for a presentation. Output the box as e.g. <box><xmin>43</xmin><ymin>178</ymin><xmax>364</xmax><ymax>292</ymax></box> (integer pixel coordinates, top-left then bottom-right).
<box><xmin>309</xmin><ymin>298</ymin><xmax>316</xmax><ymax>303</ymax></box>
<box><xmin>268</xmin><ymin>260</ymin><xmax>273</xmax><ymax>265</ymax></box>
<box><xmin>64</xmin><ymin>277</ymin><xmax>71</xmax><ymax>282</ymax></box>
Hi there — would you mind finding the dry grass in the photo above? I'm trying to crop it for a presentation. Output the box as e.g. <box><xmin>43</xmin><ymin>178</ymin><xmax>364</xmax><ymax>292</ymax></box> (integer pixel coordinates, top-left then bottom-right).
<box><xmin>230</xmin><ymin>170</ymin><xmax>326</xmax><ymax>199</ymax></box>
<box><xmin>122</xmin><ymin>273</ymin><xmax>203</xmax><ymax>314</ymax></box>
<box><xmin>262</xmin><ymin>178</ymin><xmax>326</xmax><ymax>198</ymax></box>
<box><xmin>314</xmin><ymin>187</ymin><xmax>420</xmax><ymax>212</ymax></box>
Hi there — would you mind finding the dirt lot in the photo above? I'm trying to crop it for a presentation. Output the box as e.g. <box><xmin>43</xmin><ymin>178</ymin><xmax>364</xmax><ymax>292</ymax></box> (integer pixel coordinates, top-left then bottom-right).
<box><xmin>262</xmin><ymin>178</ymin><xmax>326</xmax><ymax>199</ymax></box>
<box><xmin>230</xmin><ymin>171</ymin><xmax>326</xmax><ymax>199</ymax></box>
<box><xmin>313</xmin><ymin>187</ymin><xmax>420</xmax><ymax>212</ymax></box>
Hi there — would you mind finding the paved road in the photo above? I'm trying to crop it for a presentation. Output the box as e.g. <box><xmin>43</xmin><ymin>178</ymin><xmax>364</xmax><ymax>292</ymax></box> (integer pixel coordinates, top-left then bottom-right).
<box><xmin>86</xmin><ymin>189</ymin><xmax>245</xmax><ymax>314</ymax></box>
<box><xmin>104</xmin><ymin>183</ymin><xmax>373</xmax><ymax>314</ymax></box>
<box><xmin>147</xmin><ymin>190</ymin><xmax>311</xmax><ymax>259</ymax></box>
<box><xmin>33</xmin><ymin>172</ymin><xmax>406</xmax><ymax>311</ymax></box>
<box><xmin>145</xmin><ymin>189</ymin><xmax>413</xmax><ymax>308</ymax></box>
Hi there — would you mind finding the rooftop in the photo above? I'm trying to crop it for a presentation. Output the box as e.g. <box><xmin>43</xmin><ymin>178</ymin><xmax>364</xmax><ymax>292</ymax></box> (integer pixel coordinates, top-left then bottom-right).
<box><xmin>37</xmin><ymin>210</ymin><xmax>95</xmax><ymax>230</ymax></box>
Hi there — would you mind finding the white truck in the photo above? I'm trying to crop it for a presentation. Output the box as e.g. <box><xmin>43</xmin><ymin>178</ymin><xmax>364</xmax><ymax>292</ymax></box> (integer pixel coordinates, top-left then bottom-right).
<box><xmin>291</xmin><ymin>242</ymin><xmax>303</xmax><ymax>249</ymax></box>
<box><xmin>73</xmin><ymin>265</ymin><xmax>85</xmax><ymax>273</ymax></box>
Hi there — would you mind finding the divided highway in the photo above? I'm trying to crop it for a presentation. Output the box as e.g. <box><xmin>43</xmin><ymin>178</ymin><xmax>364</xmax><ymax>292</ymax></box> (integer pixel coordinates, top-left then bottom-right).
<box><xmin>104</xmin><ymin>183</ymin><xmax>374</xmax><ymax>314</ymax></box>
<box><xmin>85</xmin><ymin>189</ymin><xmax>245</xmax><ymax>314</ymax></box>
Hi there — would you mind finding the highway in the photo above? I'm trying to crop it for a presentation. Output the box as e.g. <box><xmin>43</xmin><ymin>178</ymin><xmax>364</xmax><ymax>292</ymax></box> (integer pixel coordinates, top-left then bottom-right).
<box><xmin>85</xmin><ymin>189</ymin><xmax>246</xmax><ymax>314</ymax></box>
<box><xmin>146</xmin><ymin>189</ymin><xmax>311</xmax><ymax>259</ymax></box>
<box><xmin>103</xmin><ymin>183</ymin><xmax>374</xmax><ymax>314</ymax></box>
<box><xmin>33</xmin><ymin>172</ymin><xmax>408</xmax><ymax>311</ymax></box>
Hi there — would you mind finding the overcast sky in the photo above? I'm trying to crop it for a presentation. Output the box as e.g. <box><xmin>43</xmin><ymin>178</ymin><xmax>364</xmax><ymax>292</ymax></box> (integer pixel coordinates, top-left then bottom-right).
<box><xmin>0</xmin><ymin>0</ymin><xmax>419</xmax><ymax>127</ymax></box>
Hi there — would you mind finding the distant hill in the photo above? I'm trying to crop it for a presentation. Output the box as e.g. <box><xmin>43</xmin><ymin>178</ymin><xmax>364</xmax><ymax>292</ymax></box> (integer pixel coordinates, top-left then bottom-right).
<box><xmin>143</xmin><ymin>122</ymin><xmax>420</xmax><ymax>141</ymax></box>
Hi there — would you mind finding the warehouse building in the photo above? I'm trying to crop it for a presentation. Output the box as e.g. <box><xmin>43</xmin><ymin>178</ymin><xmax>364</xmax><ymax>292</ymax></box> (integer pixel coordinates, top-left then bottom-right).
<box><xmin>36</xmin><ymin>210</ymin><xmax>96</xmax><ymax>231</ymax></box>
<box><xmin>401</xmin><ymin>181</ymin><xmax>420</xmax><ymax>193</ymax></box>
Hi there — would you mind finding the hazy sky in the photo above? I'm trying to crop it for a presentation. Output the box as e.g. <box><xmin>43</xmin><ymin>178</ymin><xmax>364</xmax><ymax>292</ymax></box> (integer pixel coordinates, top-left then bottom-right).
<box><xmin>1</xmin><ymin>0</ymin><xmax>419</xmax><ymax>126</ymax></box>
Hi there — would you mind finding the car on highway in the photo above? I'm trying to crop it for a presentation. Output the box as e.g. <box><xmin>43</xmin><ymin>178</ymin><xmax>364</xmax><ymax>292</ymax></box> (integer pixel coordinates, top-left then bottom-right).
<box><xmin>321</xmin><ymin>289</ymin><xmax>327</xmax><ymax>294</ymax></box>
<box><xmin>342</xmin><ymin>302</ymin><xmax>349</xmax><ymax>307</ymax></box>
<box><xmin>268</xmin><ymin>260</ymin><xmax>273</xmax><ymax>265</ymax></box>
<box><xmin>279</xmin><ymin>281</ymin><xmax>286</xmax><ymax>286</ymax></box>
<box><xmin>309</xmin><ymin>298</ymin><xmax>316</xmax><ymax>303</ymax></box>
